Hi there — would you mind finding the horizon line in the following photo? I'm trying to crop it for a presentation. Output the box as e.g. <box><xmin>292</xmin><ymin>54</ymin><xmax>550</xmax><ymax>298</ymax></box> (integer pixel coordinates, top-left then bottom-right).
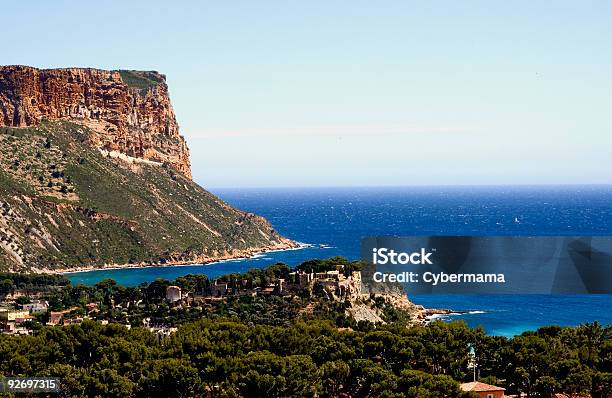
<box><xmin>206</xmin><ymin>183</ymin><xmax>612</xmax><ymax>190</ymax></box>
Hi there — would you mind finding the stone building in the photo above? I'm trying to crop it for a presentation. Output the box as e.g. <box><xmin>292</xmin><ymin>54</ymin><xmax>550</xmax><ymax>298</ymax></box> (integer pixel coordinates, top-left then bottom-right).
<box><xmin>287</xmin><ymin>266</ymin><xmax>363</xmax><ymax>300</ymax></box>
<box><xmin>166</xmin><ymin>285</ymin><xmax>182</xmax><ymax>303</ymax></box>
<box><xmin>211</xmin><ymin>280</ymin><xmax>228</xmax><ymax>297</ymax></box>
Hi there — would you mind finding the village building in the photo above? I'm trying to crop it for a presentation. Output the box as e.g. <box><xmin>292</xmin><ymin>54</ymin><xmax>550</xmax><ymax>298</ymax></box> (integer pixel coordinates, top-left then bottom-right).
<box><xmin>0</xmin><ymin>309</ymin><xmax>33</xmax><ymax>334</ymax></box>
<box><xmin>257</xmin><ymin>287</ymin><xmax>275</xmax><ymax>296</ymax></box>
<box><xmin>275</xmin><ymin>278</ymin><xmax>285</xmax><ymax>294</ymax></box>
<box><xmin>47</xmin><ymin>311</ymin><xmax>64</xmax><ymax>326</ymax></box>
<box><xmin>211</xmin><ymin>280</ymin><xmax>228</xmax><ymax>297</ymax></box>
<box><xmin>460</xmin><ymin>381</ymin><xmax>506</xmax><ymax>398</ymax></box>
<box><xmin>202</xmin><ymin>265</ymin><xmax>363</xmax><ymax>301</ymax></box>
<box><xmin>46</xmin><ymin>307</ymin><xmax>80</xmax><ymax>326</ymax></box>
<box><xmin>286</xmin><ymin>266</ymin><xmax>362</xmax><ymax>300</ymax></box>
<box><xmin>0</xmin><ymin>308</ymin><xmax>30</xmax><ymax>322</ymax></box>
<box><xmin>62</xmin><ymin>317</ymin><xmax>84</xmax><ymax>326</ymax></box>
<box><xmin>21</xmin><ymin>299</ymin><xmax>49</xmax><ymax>314</ymax></box>
<box><xmin>12</xmin><ymin>314</ymin><xmax>34</xmax><ymax>334</ymax></box>
<box><xmin>166</xmin><ymin>285</ymin><xmax>182</xmax><ymax>302</ymax></box>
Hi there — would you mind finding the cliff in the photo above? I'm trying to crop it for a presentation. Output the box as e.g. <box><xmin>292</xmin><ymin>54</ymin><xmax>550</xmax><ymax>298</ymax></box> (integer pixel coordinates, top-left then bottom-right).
<box><xmin>0</xmin><ymin>66</ymin><xmax>297</xmax><ymax>272</ymax></box>
<box><xmin>0</xmin><ymin>66</ymin><xmax>191</xmax><ymax>178</ymax></box>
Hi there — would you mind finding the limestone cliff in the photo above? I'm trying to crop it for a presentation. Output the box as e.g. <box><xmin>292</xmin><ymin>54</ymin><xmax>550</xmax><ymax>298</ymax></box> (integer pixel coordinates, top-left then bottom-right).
<box><xmin>0</xmin><ymin>66</ymin><xmax>191</xmax><ymax>178</ymax></box>
<box><xmin>0</xmin><ymin>66</ymin><xmax>297</xmax><ymax>272</ymax></box>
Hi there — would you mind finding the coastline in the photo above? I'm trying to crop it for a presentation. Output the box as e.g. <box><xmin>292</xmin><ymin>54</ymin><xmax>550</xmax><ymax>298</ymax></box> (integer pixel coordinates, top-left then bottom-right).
<box><xmin>414</xmin><ymin>308</ymin><xmax>454</xmax><ymax>325</ymax></box>
<box><xmin>35</xmin><ymin>240</ymin><xmax>307</xmax><ymax>275</ymax></box>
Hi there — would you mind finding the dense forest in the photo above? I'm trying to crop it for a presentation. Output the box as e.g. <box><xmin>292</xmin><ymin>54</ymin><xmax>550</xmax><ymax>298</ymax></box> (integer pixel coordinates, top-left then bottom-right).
<box><xmin>0</xmin><ymin>260</ymin><xmax>611</xmax><ymax>397</ymax></box>
<box><xmin>1</xmin><ymin>318</ymin><xmax>610</xmax><ymax>397</ymax></box>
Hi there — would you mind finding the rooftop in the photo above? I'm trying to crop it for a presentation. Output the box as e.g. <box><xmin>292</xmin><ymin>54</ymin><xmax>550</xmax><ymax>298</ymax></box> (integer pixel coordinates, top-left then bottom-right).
<box><xmin>460</xmin><ymin>381</ymin><xmax>505</xmax><ymax>392</ymax></box>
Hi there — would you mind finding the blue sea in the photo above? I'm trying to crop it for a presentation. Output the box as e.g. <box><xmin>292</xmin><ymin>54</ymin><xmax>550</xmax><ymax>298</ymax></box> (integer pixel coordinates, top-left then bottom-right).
<box><xmin>67</xmin><ymin>185</ymin><xmax>612</xmax><ymax>337</ymax></box>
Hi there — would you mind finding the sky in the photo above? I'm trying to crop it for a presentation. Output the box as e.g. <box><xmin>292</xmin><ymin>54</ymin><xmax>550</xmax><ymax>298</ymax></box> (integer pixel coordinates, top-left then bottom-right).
<box><xmin>2</xmin><ymin>1</ymin><xmax>611</xmax><ymax>187</ymax></box>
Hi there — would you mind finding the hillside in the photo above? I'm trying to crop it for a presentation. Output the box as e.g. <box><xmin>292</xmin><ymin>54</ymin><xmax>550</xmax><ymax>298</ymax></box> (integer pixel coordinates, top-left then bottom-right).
<box><xmin>0</xmin><ymin>67</ymin><xmax>296</xmax><ymax>272</ymax></box>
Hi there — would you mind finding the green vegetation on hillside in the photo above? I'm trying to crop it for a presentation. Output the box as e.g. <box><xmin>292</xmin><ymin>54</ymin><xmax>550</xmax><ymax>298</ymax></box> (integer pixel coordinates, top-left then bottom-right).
<box><xmin>0</xmin><ymin>121</ymin><xmax>288</xmax><ymax>271</ymax></box>
<box><xmin>116</xmin><ymin>70</ymin><xmax>163</xmax><ymax>92</ymax></box>
<box><xmin>297</xmin><ymin>256</ymin><xmax>363</xmax><ymax>276</ymax></box>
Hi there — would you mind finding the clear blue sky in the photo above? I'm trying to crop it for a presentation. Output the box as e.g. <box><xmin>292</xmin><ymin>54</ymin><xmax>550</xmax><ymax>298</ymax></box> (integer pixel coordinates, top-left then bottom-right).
<box><xmin>2</xmin><ymin>1</ymin><xmax>611</xmax><ymax>187</ymax></box>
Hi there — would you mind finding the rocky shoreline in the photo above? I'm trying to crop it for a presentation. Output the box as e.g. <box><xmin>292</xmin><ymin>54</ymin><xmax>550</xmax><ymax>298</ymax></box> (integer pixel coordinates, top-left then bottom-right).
<box><xmin>414</xmin><ymin>308</ymin><xmax>454</xmax><ymax>325</ymax></box>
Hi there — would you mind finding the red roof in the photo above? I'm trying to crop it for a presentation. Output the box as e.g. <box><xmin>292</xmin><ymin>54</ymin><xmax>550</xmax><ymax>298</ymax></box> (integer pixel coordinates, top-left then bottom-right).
<box><xmin>460</xmin><ymin>382</ymin><xmax>505</xmax><ymax>392</ymax></box>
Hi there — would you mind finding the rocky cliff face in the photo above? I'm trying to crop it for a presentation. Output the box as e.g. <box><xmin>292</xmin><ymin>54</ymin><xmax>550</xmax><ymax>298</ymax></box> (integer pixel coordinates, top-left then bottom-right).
<box><xmin>0</xmin><ymin>66</ymin><xmax>191</xmax><ymax>178</ymax></box>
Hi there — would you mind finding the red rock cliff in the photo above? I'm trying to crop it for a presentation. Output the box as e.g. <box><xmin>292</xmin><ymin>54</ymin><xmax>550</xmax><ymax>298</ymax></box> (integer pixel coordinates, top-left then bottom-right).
<box><xmin>0</xmin><ymin>65</ymin><xmax>191</xmax><ymax>178</ymax></box>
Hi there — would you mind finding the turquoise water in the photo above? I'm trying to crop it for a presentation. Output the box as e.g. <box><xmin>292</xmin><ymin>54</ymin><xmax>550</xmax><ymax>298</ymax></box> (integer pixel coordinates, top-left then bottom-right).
<box><xmin>67</xmin><ymin>186</ymin><xmax>612</xmax><ymax>337</ymax></box>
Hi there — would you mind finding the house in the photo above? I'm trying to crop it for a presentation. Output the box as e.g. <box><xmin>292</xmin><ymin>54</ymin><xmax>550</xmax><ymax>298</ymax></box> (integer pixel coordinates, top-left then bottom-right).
<box><xmin>47</xmin><ymin>311</ymin><xmax>64</xmax><ymax>326</ymax></box>
<box><xmin>211</xmin><ymin>280</ymin><xmax>228</xmax><ymax>297</ymax></box>
<box><xmin>62</xmin><ymin>317</ymin><xmax>84</xmax><ymax>326</ymax></box>
<box><xmin>46</xmin><ymin>307</ymin><xmax>80</xmax><ymax>326</ymax></box>
<box><xmin>149</xmin><ymin>325</ymin><xmax>178</xmax><ymax>337</ymax></box>
<box><xmin>460</xmin><ymin>381</ymin><xmax>506</xmax><ymax>398</ymax></box>
<box><xmin>14</xmin><ymin>314</ymin><xmax>33</xmax><ymax>325</ymax></box>
<box><xmin>166</xmin><ymin>285</ymin><xmax>182</xmax><ymax>302</ymax></box>
<box><xmin>0</xmin><ymin>309</ymin><xmax>33</xmax><ymax>334</ymax></box>
<box><xmin>0</xmin><ymin>309</ymin><xmax>30</xmax><ymax>322</ymax></box>
<box><xmin>21</xmin><ymin>300</ymin><xmax>48</xmax><ymax>314</ymax></box>
<box><xmin>257</xmin><ymin>287</ymin><xmax>275</xmax><ymax>296</ymax></box>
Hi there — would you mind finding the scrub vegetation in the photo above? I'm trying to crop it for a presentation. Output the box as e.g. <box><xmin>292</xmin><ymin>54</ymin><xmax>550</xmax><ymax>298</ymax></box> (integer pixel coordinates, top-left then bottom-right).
<box><xmin>0</xmin><ymin>121</ymin><xmax>288</xmax><ymax>272</ymax></box>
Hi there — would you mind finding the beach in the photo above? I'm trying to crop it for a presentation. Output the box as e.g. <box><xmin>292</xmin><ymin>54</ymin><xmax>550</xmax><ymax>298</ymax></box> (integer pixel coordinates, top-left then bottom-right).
<box><xmin>38</xmin><ymin>239</ymin><xmax>304</xmax><ymax>275</ymax></box>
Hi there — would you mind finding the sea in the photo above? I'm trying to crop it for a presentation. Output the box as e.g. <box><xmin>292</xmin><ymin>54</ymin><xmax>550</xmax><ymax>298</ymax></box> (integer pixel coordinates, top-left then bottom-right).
<box><xmin>67</xmin><ymin>185</ymin><xmax>612</xmax><ymax>337</ymax></box>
